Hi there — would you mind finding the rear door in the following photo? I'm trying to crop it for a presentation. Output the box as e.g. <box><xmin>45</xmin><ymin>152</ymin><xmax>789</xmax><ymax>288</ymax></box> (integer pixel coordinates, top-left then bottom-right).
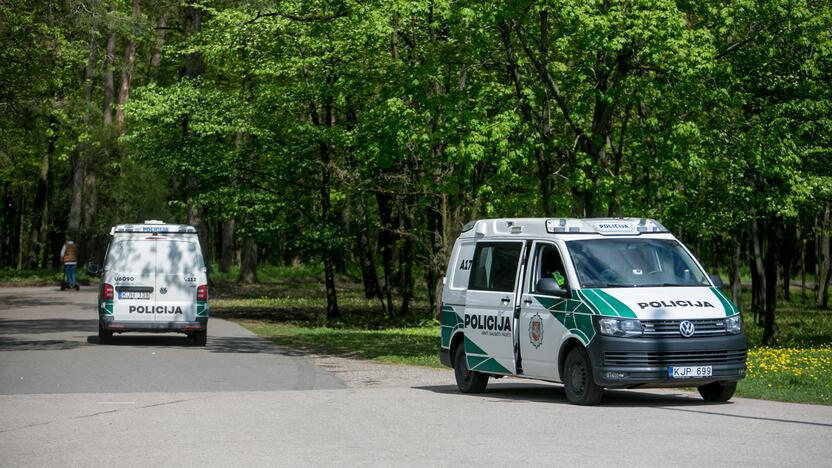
<box><xmin>108</xmin><ymin>239</ymin><xmax>156</xmax><ymax>321</ymax></box>
<box><xmin>463</xmin><ymin>241</ymin><xmax>525</xmax><ymax>375</ymax></box>
<box><xmin>153</xmin><ymin>238</ymin><xmax>202</xmax><ymax>322</ymax></box>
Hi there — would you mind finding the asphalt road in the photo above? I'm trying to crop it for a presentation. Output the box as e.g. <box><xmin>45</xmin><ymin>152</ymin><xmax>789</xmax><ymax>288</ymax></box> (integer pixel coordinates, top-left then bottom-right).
<box><xmin>1</xmin><ymin>287</ymin><xmax>831</xmax><ymax>467</ymax></box>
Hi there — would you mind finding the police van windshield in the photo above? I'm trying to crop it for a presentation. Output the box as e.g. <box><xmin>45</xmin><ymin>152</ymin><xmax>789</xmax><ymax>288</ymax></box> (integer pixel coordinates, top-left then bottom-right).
<box><xmin>566</xmin><ymin>238</ymin><xmax>709</xmax><ymax>288</ymax></box>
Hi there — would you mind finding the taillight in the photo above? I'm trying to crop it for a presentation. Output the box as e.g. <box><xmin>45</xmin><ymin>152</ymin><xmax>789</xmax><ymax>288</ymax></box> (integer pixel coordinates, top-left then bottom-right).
<box><xmin>103</xmin><ymin>283</ymin><xmax>114</xmax><ymax>300</ymax></box>
<box><xmin>196</xmin><ymin>285</ymin><xmax>208</xmax><ymax>301</ymax></box>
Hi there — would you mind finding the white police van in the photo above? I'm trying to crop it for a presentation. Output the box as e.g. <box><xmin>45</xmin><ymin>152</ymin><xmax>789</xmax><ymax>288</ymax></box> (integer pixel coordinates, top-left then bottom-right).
<box><xmin>439</xmin><ymin>218</ymin><xmax>746</xmax><ymax>405</ymax></box>
<box><xmin>97</xmin><ymin>221</ymin><xmax>209</xmax><ymax>346</ymax></box>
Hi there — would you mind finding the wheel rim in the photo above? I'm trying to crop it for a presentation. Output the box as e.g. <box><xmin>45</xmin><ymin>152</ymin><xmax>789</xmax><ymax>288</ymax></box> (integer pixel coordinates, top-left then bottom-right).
<box><xmin>569</xmin><ymin>360</ymin><xmax>587</xmax><ymax>395</ymax></box>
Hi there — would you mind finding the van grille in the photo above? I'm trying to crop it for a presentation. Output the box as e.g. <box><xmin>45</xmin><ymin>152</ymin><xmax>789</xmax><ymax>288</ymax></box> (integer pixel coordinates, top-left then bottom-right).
<box><xmin>641</xmin><ymin>319</ymin><xmax>727</xmax><ymax>337</ymax></box>
<box><xmin>603</xmin><ymin>349</ymin><xmax>747</xmax><ymax>367</ymax></box>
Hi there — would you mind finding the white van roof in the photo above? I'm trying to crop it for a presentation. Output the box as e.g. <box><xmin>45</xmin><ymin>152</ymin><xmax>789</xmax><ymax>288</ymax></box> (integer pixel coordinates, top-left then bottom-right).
<box><xmin>459</xmin><ymin>218</ymin><xmax>668</xmax><ymax>238</ymax></box>
<box><xmin>110</xmin><ymin>220</ymin><xmax>197</xmax><ymax>235</ymax></box>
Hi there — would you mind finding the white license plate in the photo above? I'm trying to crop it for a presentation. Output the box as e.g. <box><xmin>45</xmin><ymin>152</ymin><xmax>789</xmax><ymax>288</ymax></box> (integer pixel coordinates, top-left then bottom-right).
<box><xmin>668</xmin><ymin>366</ymin><xmax>712</xmax><ymax>378</ymax></box>
<box><xmin>118</xmin><ymin>291</ymin><xmax>150</xmax><ymax>300</ymax></box>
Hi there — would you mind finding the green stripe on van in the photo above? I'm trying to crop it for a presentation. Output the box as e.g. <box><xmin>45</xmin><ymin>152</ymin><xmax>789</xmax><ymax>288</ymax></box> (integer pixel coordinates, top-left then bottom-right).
<box><xmin>579</xmin><ymin>289</ymin><xmax>619</xmax><ymax>316</ymax></box>
<box><xmin>463</xmin><ymin>336</ymin><xmax>488</xmax><ymax>356</ymax></box>
<box><xmin>469</xmin><ymin>357</ymin><xmax>511</xmax><ymax>374</ymax></box>
<box><xmin>574</xmin><ymin>290</ymin><xmax>601</xmax><ymax>315</ymax></box>
<box><xmin>710</xmin><ymin>287</ymin><xmax>738</xmax><ymax>316</ymax></box>
<box><xmin>591</xmin><ymin>289</ymin><xmax>637</xmax><ymax>318</ymax></box>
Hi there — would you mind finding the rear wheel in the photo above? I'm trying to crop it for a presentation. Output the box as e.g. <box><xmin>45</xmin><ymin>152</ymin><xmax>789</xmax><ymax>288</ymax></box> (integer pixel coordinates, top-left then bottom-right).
<box><xmin>453</xmin><ymin>344</ymin><xmax>488</xmax><ymax>393</ymax></box>
<box><xmin>698</xmin><ymin>382</ymin><xmax>736</xmax><ymax>402</ymax></box>
<box><xmin>98</xmin><ymin>322</ymin><xmax>112</xmax><ymax>344</ymax></box>
<box><xmin>191</xmin><ymin>329</ymin><xmax>207</xmax><ymax>347</ymax></box>
<box><xmin>563</xmin><ymin>347</ymin><xmax>604</xmax><ymax>405</ymax></box>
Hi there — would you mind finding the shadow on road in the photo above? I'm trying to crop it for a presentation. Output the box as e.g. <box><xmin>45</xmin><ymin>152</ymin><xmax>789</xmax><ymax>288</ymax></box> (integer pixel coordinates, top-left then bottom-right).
<box><xmin>84</xmin><ymin>334</ymin><xmax>308</xmax><ymax>357</ymax></box>
<box><xmin>0</xmin><ymin>337</ymin><xmax>82</xmax><ymax>351</ymax></box>
<box><xmin>0</xmin><ymin>318</ymin><xmax>99</xmax><ymax>335</ymax></box>
<box><xmin>416</xmin><ymin>383</ymin><xmax>832</xmax><ymax>428</ymax></box>
<box><xmin>415</xmin><ymin>382</ymin><xmax>709</xmax><ymax>407</ymax></box>
<box><xmin>0</xmin><ymin>292</ymin><xmax>93</xmax><ymax>311</ymax></box>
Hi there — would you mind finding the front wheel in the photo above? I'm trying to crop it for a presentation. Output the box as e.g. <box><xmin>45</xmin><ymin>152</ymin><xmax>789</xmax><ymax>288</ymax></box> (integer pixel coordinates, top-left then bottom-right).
<box><xmin>563</xmin><ymin>347</ymin><xmax>604</xmax><ymax>405</ymax></box>
<box><xmin>453</xmin><ymin>344</ymin><xmax>488</xmax><ymax>393</ymax></box>
<box><xmin>698</xmin><ymin>382</ymin><xmax>736</xmax><ymax>402</ymax></box>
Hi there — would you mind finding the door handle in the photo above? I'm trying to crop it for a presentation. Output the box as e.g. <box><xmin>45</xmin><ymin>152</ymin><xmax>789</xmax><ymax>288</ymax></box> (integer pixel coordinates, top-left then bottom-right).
<box><xmin>523</xmin><ymin>299</ymin><xmax>532</xmax><ymax>305</ymax></box>
<box><xmin>501</xmin><ymin>297</ymin><xmax>511</xmax><ymax>304</ymax></box>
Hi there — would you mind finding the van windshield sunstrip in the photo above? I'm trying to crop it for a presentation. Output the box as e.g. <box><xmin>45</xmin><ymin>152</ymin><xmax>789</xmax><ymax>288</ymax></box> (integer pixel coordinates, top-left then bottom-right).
<box><xmin>566</xmin><ymin>238</ymin><xmax>709</xmax><ymax>288</ymax></box>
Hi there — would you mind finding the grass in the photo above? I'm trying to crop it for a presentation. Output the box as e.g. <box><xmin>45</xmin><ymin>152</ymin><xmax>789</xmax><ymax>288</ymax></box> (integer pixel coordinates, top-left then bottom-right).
<box><xmin>0</xmin><ymin>268</ymin><xmax>97</xmax><ymax>287</ymax></box>
<box><xmin>738</xmin><ymin>345</ymin><xmax>832</xmax><ymax>404</ymax></box>
<box><xmin>239</xmin><ymin>320</ymin><xmax>441</xmax><ymax>367</ymax></box>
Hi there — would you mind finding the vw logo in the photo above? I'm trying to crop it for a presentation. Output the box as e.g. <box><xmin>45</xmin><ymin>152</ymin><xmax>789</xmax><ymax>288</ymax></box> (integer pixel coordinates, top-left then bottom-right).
<box><xmin>679</xmin><ymin>320</ymin><xmax>695</xmax><ymax>337</ymax></box>
<box><xmin>160</xmin><ymin>287</ymin><xmax>167</xmax><ymax>295</ymax></box>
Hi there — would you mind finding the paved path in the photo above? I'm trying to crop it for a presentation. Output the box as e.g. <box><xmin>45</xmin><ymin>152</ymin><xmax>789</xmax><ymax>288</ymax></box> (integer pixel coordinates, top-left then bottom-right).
<box><xmin>1</xmin><ymin>287</ymin><xmax>831</xmax><ymax>467</ymax></box>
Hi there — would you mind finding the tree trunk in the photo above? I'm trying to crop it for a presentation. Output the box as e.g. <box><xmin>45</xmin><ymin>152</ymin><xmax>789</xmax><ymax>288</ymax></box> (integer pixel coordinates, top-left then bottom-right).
<box><xmin>376</xmin><ymin>191</ymin><xmax>396</xmax><ymax>318</ymax></box>
<box><xmin>239</xmin><ymin>238</ymin><xmax>257</xmax><ymax>284</ymax></box>
<box><xmin>220</xmin><ymin>220</ymin><xmax>235</xmax><ymax>273</ymax></box>
<box><xmin>750</xmin><ymin>219</ymin><xmax>766</xmax><ymax>325</ymax></box>
<box><xmin>318</xmin><ymin>99</ymin><xmax>339</xmax><ymax>320</ymax></box>
<box><xmin>817</xmin><ymin>204</ymin><xmax>831</xmax><ymax>308</ymax></box>
<box><xmin>103</xmin><ymin>31</ymin><xmax>116</xmax><ymax>127</ymax></box>
<box><xmin>729</xmin><ymin>234</ymin><xmax>743</xmax><ymax>313</ymax></box>
<box><xmin>762</xmin><ymin>219</ymin><xmax>778</xmax><ymax>345</ymax></box>
<box><xmin>27</xmin><ymin>138</ymin><xmax>51</xmax><ymax>268</ymax></box>
<box><xmin>398</xmin><ymin>197</ymin><xmax>415</xmax><ymax>317</ymax></box>
<box><xmin>781</xmin><ymin>220</ymin><xmax>795</xmax><ymax>302</ymax></box>
<box><xmin>116</xmin><ymin>0</ymin><xmax>141</xmax><ymax>129</ymax></box>
<box><xmin>70</xmin><ymin>37</ymin><xmax>97</xmax><ymax>241</ymax></box>
<box><xmin>353</xmin><ymin>196</ymin><xmax>382</xmax><ymax>300</ymax></box>
<box><xmin>148</xmin><ymin>14</ymin><xmax>167</xmax><ymax>81</ymax></box>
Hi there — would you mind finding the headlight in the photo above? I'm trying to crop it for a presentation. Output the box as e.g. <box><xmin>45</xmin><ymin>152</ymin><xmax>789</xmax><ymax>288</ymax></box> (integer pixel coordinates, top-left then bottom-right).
<box><xmin>725</xmin><ymin>315</ymin><xmax>742</xmax><ymax>334</ymax></box>
<box><xmin>597</xmin><ymin>317</ymin><xmax>643</xmax><ymax>337</ymax></box>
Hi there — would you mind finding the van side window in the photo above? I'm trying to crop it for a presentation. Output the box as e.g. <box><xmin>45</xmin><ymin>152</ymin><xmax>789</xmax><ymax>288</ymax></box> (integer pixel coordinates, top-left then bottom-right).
<box><xmin>469</xmin><ymin>242</ymin><xmax>522</xmax><ymax>292</ymax></box>
<box><xmin>532</xmin><ymin>243</ymin><xmax>567</xmax><ymax>293</ymax></box>
<box><xmin>451</xmin><ymin>241</ymin><xmax>476</xmax><ymax>290</ymax></box>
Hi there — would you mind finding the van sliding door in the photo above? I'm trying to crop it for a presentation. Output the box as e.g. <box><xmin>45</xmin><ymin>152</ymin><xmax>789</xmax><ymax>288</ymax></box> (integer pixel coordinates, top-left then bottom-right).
<box><xmin>463</xmin><ymin>241</ymin><xmax>525</xmax><ymax>375</ymax></box>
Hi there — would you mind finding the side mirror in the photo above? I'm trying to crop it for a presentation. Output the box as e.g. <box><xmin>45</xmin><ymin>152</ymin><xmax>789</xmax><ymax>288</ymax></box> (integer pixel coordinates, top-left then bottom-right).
<box><xmin>709</xmin><ymin>275</ymin><xmax>725</xmax><ymax>289</ymax></box>
<box><xmin>536</xmin><ymin>277</ymin><xmax>569</xmax><ymax>298</ymax></box>
<box><xmin>86</xmin><ymin>262</ymin><xmax>101</xmax><ymax>277</ymax></box>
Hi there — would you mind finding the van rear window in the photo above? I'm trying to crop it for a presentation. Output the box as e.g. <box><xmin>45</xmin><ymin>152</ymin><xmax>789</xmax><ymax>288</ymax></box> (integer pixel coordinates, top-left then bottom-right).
<box><xmin>104</xmin><ymin>239</ymin><xmax>203</xmax><ymax>273</ymax></box>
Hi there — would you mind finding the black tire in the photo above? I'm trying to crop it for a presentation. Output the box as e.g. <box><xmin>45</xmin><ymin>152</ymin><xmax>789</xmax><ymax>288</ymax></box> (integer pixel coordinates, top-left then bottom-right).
<box><xmin>698</xmin><ymin>382</ymin><xmax>736</xmax><ymax>402</ymax></box>
<box><xmin>453</xmin><ymin>344</ymin><xmax>488</xmax><ymax>393</ymax></box>
<box><xmin>98</xmin><ymin>322</ymin><xmax>113</xmax><ymax>344</ymax></box>
<box><xmin>192</xmin><ymin>329</ymin><xmax>207</xmax><ymax>347</ymax></box>
<box><xmin>563</xmin><ymin>347</ymin><xmax>604</xmax><ymax>405</ymax></box>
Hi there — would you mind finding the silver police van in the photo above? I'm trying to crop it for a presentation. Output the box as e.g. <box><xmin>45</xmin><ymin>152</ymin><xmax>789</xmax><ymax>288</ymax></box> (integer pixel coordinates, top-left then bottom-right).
<box><xmin>439</xmin><ymin>218</ymin><xmax>746</xmax><ymax>405</ymax></box>
<box><xmin>97</xmin><ymin>221</ymin><xmax>209</xmax><ymax>346</ymax></box>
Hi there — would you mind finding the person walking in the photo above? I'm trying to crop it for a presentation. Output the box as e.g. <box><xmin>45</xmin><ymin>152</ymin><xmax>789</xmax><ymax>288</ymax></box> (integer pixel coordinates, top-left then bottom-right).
<box><xmin>60</xmin><ymin>239</ymin><xmax>79</xmax><ymax>290</ymax></box>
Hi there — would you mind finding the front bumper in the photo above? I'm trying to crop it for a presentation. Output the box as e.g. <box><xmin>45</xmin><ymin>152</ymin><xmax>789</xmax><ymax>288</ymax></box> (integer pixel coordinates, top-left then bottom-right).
<box><xmin>586</xmin><ymin>333</ymin><xmax>747</xmax><ymax>388</ymax></box>
<box><xmin>101</xmin><ymin>316</ymin><xmax>208</xmax><ymax>333</ymax></box>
